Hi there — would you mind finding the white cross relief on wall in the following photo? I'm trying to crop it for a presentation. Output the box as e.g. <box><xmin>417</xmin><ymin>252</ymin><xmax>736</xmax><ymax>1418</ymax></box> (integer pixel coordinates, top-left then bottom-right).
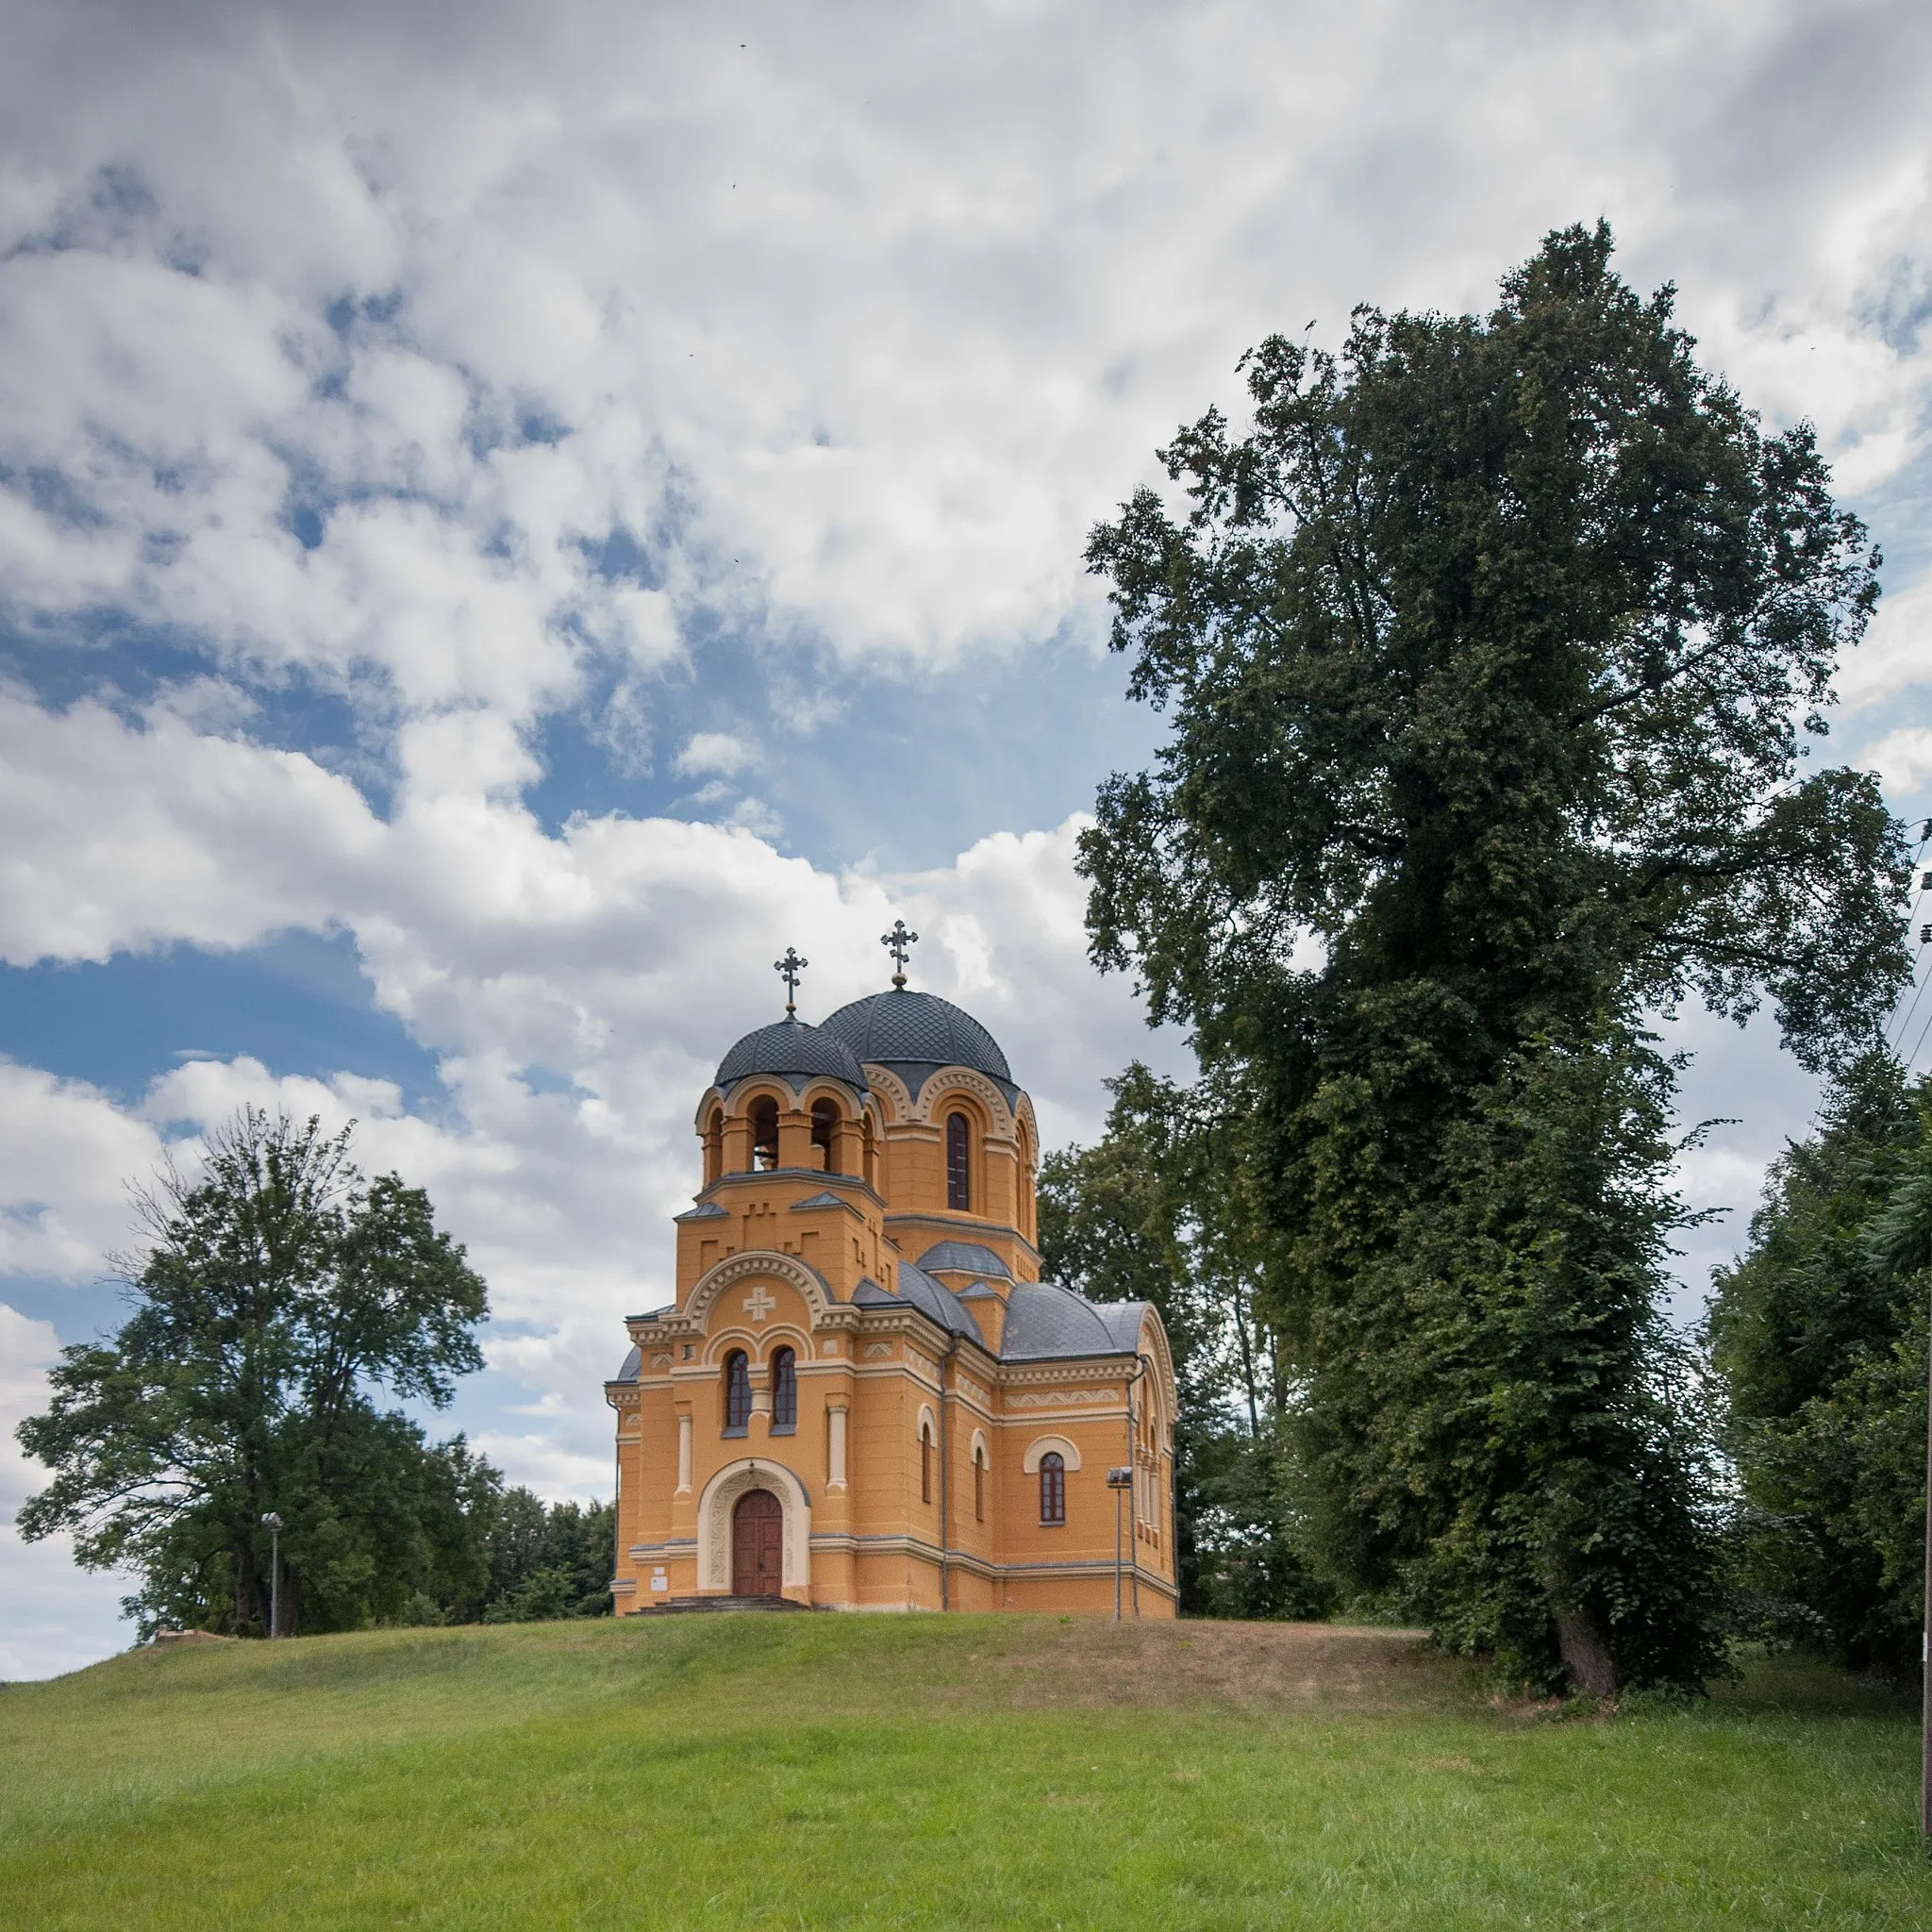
<box><xmin>742</xmin><ymin>1286</ymin><xmax>777</xmax><ymax>1323</ymax></box>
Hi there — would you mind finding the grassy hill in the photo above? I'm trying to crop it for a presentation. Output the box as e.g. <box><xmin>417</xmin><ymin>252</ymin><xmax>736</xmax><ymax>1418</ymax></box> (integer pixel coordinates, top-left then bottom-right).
<box><xmin>2</xmin><ymin>1613</ymin><xmax>1928</xmax><ymax>1928</ymax></box>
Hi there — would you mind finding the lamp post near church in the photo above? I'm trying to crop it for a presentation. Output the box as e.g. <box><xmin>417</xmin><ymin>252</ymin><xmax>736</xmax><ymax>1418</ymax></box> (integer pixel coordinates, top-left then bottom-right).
<box><xmin>1106</xmin><ymin>1467</ymin><xmax>1133</xmax><ymax>1622</ymax></box>
<box><xmin>261</xmin><ymin>1512</ymin><xmax>282</xmax><ymax>1641</ymax></box>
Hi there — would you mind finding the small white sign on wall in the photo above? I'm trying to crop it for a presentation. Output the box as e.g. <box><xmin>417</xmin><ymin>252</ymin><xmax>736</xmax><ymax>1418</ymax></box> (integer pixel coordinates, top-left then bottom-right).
<box><xmin>651</xmin><ymin>1568</ymin><xmax>669</xmax><ymax>1592</ymax></box>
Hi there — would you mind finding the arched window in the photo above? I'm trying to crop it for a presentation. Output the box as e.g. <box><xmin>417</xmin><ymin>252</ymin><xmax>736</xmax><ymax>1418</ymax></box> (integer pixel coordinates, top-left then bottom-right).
<box><xmin>974</xmin><ymin>1443</ymin><xmax>986</xmax><ymax>1523</ymax></box>
<box><xmin>862</xmin><ymin>1115</ymin><xmax>876</xmax><ymax>1189</ymax></box>
<box><xmin>945</xmin><ymin>1111</ymin><xmax>971</xmax><ymax>1211</ymax></box>
<box><xmin>723</xmin><ymin>1350</ymin><xmax>752</xmax><ymax>1433</ymax></box>
<box><xmin>810</xmin><ymin>1099</ymin><xmax>840</xmax><ymax>1174</ymax></box>
<box><xmin>920</xmin><ymin>1422</ymin><xmax>934</xmax><ymax>1505</ymax></box>
<box><xmin>1038</xmin><ymin>1451</ymin><xmax>1065</xmax><ymax>1525</ymax></box>
<box><xmin>703</xmin><ymin>1107</ymin><xmax>724</xmax><ymax>1186</ymax></box>
<box><xmin>749</xmin><ymin>1096</ymin><xmax>779</xmax><ymax>1171</ymax></box>
<box><xmin>771</xmin><ymin>1347</ymin><xmax>797</xmax><ymax>1432</ymax></box>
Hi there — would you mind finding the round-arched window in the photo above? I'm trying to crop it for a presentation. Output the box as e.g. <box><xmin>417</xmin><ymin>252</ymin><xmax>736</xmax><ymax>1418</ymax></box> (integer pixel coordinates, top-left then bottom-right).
<box><xmin>1038</xmin><ymin>1451</ymin><xmax>1065</xmax><ymax>1525</ymax></box>
<box><xmin>724</xmin><ymin>1350</ymin><xmax>753</xmax><ymax>1432</ymax></box>
<box><xmin>771</xmin><ymin>1347</ymin><xmax>797</xmax><ymax>1432</ymax></box>
<box><xmin>945</xmin><ymin>1111</ymin><xmax>971</xmax><ymax>1211</ymax></box>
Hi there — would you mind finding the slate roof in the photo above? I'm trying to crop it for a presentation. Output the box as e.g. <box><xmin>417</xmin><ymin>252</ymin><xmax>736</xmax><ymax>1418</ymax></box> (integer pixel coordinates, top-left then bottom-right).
<box><xmin>917</xmin><ymin>1239</ymin><xmax>1012</xmax><ymax>1279</ymax></box>
<box><xmin>850</xmin><ymin>1265</ymin><xmax>1143</xmax><ymax>1361</ymax></box>
<box><xmin>819</xmin><ymin>990</ymin><xmax>1013</xmax><ymax>1098</ymax></box>
<box><xmin>1000</xmin><ymin>1279</ymin><xmax>1149</xmax><ymax>1361</ymax></box>
<box><xmin>612</xmin><ymin>1345</ymin><xmax>641</xmax><ymax>1382</ymax></box>
<box><xmin>895</xmin><ymin>1260</ymin><xmax>983</xmax><ymax>1340</ymax></box>
<box><xmin>715</xmin><ymin>1017</ymin><xmax>868</xmax><ymax>1093</ymax></box>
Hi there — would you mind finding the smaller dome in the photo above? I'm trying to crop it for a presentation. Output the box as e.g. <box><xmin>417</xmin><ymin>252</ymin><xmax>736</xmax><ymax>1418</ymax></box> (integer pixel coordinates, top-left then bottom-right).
<box><xmin>714</xmin><ymin>1017</ymin><xmax>867</xmax><ymax>1092</ymax></box>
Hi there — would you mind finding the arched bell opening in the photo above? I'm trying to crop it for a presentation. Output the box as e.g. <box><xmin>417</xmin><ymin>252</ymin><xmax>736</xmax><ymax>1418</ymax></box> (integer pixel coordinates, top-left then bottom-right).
<box><xmin>810</xmin><ymin>1098</ymin><xmax>840</xmax><ymax>1174</ymax></box>
<box><xmin>749</xmin><ymin>1095</ymin><xmax>779</xmax><ymax>1172</ymax></box>
<box><xmin>703</xmin><ymin>1106</ymin><xmax>724</xmax><ymax>1186</ymax></box>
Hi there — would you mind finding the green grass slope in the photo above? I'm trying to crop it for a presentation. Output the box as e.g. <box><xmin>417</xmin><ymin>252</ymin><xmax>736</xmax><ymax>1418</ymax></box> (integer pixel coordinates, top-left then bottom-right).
<box><xmin>2</xmin><ymin>1614</ymin><xmax>1927</xmax><ymax>1929</ymax></box>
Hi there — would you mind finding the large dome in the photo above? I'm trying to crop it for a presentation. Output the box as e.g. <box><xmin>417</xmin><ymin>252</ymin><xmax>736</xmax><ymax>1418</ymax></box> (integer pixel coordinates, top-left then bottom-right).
<box><xmin>714</xmin><ymin>1017</ymin><xmax>867</xmax><ymax>1091</ymax></box>
<box><xmin>819</xmin><ymin>989</ymin><xmax>1012</xmax><ymax>1090</ymax></box>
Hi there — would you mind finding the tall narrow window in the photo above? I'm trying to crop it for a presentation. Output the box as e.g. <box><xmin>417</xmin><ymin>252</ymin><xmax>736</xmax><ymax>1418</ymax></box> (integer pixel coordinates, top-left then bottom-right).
<box><xmin>724</xmin><ymin>1350</ymin><xmax>752</xmax><ymax>1433</ymax></box>
<box><xmin>810</xmin><ymin>1099</ymin><xmax>839</xmax><ymax>1174</ymax></box>
<box><xmin>945</xmin><ymin>1111</ymin><xmax>971</xmax><ymax>1211</ymax></box>
<box><xmin>921</xmin><ymin>1424</ymin><xmax>933</xmax><ymax>1505</ymax></box>
<box><xmin>1039</xmin><ymin>1452</ymin><xmax>1065</xmax><ymax>1525</ymax></box>
<box><xmin>750</xmin><ymin>1097</ymin><xmax>779</xmax><ymax>1171</ymax></box>
<box><xmin>974</xmin><ymin>1445</ymin><xmax>985</xmax><ymax>1523</ymax></box>
<box><xmin>704</xmin><ymin>1107</ymin><xmax>724</xmax><ymax>1186</ymax></box>
<box><xmin>771</xmin><ymin>1347</ymin><xmax>797</xmax><ymax>1432</ymax></box>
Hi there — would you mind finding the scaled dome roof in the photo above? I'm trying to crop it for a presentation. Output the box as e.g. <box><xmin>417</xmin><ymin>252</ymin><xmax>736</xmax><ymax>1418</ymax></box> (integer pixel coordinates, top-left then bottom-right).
<box><xmin>818</xmin><ymin>989</ymin><xmax>1012</xmax><ymax>1088</ymax></box>
<box><xmin>714</xmin><ymin>1017</ymin><xmax>867</xmax><ymax>1091</ymax></box>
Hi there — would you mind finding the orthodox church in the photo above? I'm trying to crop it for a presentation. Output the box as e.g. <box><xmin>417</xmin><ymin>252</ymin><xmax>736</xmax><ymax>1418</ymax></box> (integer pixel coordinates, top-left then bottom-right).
<box><xmin>604</xmin><ymin>927</ymin><xmax>1178</xmax><ymax>1615</ymax></box>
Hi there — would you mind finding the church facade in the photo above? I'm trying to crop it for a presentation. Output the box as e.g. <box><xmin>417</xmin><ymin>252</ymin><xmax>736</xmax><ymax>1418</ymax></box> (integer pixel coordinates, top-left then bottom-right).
<box><xmin>605</xmin><ymin>941</ymin><xmax>1178</xmax><ymax>1616</ymax></box>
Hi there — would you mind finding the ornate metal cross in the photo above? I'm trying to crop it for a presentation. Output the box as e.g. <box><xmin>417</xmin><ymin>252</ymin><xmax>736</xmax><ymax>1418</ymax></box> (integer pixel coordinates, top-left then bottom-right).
<box><xmin>880</xmin><ymin>919</ymin><xmax>919</xmax><ymax>988</ymax></box>
<box><xmin>774</xmin><ymin>946</ymin><xmax>808</xmax><ymax>1016</ymax></box>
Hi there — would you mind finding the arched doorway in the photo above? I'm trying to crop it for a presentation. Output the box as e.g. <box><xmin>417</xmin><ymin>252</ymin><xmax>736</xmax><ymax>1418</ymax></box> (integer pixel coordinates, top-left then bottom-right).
<box><xmin>731</xmin><ymin>1488</ymin><xmax>784</xmax><ymax>1596</ymax></box>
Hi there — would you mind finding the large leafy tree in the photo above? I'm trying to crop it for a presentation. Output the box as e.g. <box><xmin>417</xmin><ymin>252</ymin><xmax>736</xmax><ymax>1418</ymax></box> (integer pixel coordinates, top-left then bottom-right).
<box><xmin>1079</xmin><ymin>222</ymin><xmax>1909</xmax><ymax>1691</ymax></box>
<box><xmin>1707</xmin><ymin>1054</ymin><xmax>1932</xmax><ymax>1673</ymax></box>
<box><xmin>18</xmin><ymin>1108</ymin><xmax>492</xmax><ymax>1637</ymax></box>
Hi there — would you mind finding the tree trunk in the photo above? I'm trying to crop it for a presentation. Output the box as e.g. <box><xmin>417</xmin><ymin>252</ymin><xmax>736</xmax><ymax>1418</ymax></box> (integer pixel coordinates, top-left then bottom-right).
<box><xmin>1553</xmin><ymin>1602</ymin><xmax>1619</xmax><ymax>1699</ymax></box>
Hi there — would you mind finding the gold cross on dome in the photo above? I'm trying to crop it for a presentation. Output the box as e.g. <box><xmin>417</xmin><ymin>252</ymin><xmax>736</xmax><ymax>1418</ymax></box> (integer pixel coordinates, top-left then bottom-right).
<box><xmin>880</xmin><ymin>919</ymin><xmax>919</xmax><ymax>988</ymax></box>
<box><xmin>742</xmin><ymin>1286</ymin><xmax>776</xmax><ymax>1322</ymax></box>
<box><xmin>774</xmin><ymin>946</ymin><xmax>808</xmax><ymax>1017</ymax></box>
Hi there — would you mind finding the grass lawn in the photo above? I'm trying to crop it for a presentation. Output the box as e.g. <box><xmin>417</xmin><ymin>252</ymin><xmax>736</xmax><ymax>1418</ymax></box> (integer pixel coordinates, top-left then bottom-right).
<box><xmin>2</xmin><ymin>1613</ymin><xmax>1928</xmax><ymax>1929</ymax></box>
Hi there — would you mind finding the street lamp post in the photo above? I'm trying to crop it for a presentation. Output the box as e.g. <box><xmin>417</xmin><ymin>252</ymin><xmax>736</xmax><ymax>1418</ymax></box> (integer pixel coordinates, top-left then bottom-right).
<box><xmin>261</xmin><ymin>1512</ymin><xmax>283</xmax><ymax>1641</ymax></box>
<box><xmin>1106</xmin><ymin>1467</ymin><xmax>1134</xmax><ymax>1623</ymax></box>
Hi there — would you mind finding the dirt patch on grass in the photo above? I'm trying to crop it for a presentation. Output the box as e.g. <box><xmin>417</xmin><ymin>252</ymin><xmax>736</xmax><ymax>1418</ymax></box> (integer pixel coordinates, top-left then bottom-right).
<box><xmin>940</xmin><ymin>1617</ymin><xmax>1467</xmax><ymax>1716</ymax></box>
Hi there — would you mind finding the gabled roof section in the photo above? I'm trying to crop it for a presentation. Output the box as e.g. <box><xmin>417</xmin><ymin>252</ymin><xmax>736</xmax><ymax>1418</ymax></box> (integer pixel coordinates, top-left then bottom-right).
<box><xmin>895</xmin><ymin>1260</ymin><xmax>983</xmax><ymax>1341</ymax></box>
<box><xmin>675</xmin><ymin>1201</ymin><xmax>728</xmax><ymax>1222</ymax></box>
<box><xmin>917</xmin><ymin>1239</ymin><xmax>1012</xmax><ymax>1279</ymax></box>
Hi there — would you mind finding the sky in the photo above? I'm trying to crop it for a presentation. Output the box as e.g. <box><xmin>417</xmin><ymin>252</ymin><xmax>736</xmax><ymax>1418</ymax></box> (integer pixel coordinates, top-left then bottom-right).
<box><xmin>4</xmin><ymin>0</ymin><xmax>1931</xmax><ymax>1679</ymax></box>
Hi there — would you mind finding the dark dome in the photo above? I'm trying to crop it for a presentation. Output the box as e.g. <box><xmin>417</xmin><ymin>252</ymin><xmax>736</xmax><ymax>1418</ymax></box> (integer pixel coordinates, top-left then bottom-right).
<box><xmin>714</xmin><ymin>1017</ymin><xmax>867</xmax><ymax>1091</ymax></box>
<box><xmin>819</xmin><ymin>989</ymin><xmax>1011</xmax><ymax>1087</ymax></box>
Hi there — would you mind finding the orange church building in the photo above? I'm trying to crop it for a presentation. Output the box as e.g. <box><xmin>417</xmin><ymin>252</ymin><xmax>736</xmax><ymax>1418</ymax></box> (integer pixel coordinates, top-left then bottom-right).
<box><xmin>605</xmin><ymin>936</ymin><xmax>1177</xmax><ymax>1616</ymax></box>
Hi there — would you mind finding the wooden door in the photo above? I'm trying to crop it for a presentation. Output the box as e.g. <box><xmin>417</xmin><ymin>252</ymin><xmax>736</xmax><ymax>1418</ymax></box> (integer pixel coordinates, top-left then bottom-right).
<box><xmin>731</xmin><ymin>1489</ymin><xmax>783</xmax><ymax>1596</ymax></box>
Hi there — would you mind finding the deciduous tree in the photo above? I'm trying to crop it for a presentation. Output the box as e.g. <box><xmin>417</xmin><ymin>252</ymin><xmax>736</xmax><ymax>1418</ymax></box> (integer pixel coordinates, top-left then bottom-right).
<box><xmin>1079</xmin><ymin>222</ymin><xmax>1909</xmax><ymax>1690</ymax></box>
<box><xmin>18</xmin><ymin>1108</ymin><xmax>491</xmax><ymax>1637</ymax></box>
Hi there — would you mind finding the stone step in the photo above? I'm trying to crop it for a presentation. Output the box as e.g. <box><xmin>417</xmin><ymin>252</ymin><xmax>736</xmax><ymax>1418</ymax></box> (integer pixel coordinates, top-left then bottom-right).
<box><xmin>637</xmin><ymin>1593</ymin><xmax>822</xmax><ymax>1616</ymax></box>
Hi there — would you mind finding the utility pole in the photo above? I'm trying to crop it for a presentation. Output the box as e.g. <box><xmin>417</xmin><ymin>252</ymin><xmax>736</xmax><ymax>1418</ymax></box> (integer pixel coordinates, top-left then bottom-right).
<box><xmin>261</xmin><ymin>1512</ymin><xmax>282</xmax><ymax>1641</ymax></box>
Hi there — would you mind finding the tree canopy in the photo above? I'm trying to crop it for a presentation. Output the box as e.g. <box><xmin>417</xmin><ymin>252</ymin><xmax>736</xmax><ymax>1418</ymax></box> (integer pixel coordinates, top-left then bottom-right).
<box><xmin>1707</xmin><ymin>1053</ymin><xmax>1932</xmax><ymax>1674</ymax></box>
<box><xmin>1078</xmin><ymin>222</ymin><xmax>1910</xmax><ymax>1692</ymax></box>
<box><xmin>18</xmin><ymin>1108</ymin><xmax>493</xmax><ymax>1637</ymax></box>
